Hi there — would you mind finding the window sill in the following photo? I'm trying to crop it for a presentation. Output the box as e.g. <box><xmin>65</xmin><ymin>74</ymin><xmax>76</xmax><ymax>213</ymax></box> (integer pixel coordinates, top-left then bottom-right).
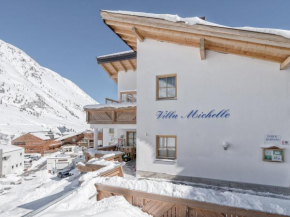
<box><xmin>154</xmin><ymin>159</ymin><xmax>177</xmax><ymax>165</ymax></box>
<box><xmin>156</xmin><ymin>98</ymin><xmax>177</xmax><ymax>101</ymax></box>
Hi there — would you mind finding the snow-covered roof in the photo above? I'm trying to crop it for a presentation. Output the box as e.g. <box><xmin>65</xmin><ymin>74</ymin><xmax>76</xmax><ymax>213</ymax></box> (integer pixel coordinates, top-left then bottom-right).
<box><xmin>84</xmin><ymin>102</ymin><xmax>136</xmax><ymax>110</ymax></box>
<box><xmin>30</xmin><ymin>132</ymin><xmax>54</xmax><ymax>140</ymax></box>
<box><xmin>103</xmin><ymin>10</ymin><xmax>290</xmax><ymax>39</ymax></box>
<box><xmin>55</xmin><ymin>131</ymin><xmax>83</xmax><ymax>142</ymax></box>
<box><xmin>47</xmin><ymin>153</ymin><xmax>72</xmax><ymax>159</ymax></box>
<box><xmin>0</xmin><ymin>144</ymin><xmax>23</xmax><ymax>153</ymax></box>
<box><xmin>86</xmin><ymin>149</ymin><xmax>124</xmax><ymax>158</ymax></box>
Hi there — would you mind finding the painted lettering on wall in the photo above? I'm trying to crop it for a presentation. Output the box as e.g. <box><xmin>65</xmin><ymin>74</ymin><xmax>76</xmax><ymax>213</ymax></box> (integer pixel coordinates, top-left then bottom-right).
<box><xmin>156</xmin><ymin>109</ymin><xmax>230</xmax><ymax>119</ymax></box>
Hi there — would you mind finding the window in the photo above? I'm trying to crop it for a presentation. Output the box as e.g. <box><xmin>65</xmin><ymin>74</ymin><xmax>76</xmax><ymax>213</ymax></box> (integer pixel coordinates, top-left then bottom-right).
<box><xmin>20</xmin><ymin>152</ymin><xmax>22</xmax><ymax>156</ymax></box>
<box><xmin>120</xmin><ymin>91</ymin><xmax>137</xmax><ymax>103</ymax></box>
<box><xmin>109</xmin><ymin>128</ymin><xmax>114</xmax><ymax>135</ymax></box>
<box><xmin>156</xmin><ymin>135</ymin><xmax>176</xmax><ymax>160</ymax></box>
<box><xmin>156</xmin><ymin>75</ymin><xmax>177</xmax><ymax>100</ymax></box>
<box><xmin>20</xmin><ymin>163</ymin><xmax>22</xmax><ymax>166</ymax></box>
<box><xmin>127</xmin><ymin>131</ymin><xmax>137</xmax><ymax>147</ymax></box>
<box><xmin>12</xmin><ymin>166</ymin><xmax>14</xmax><ymax>169</ymax></box>
<box><xmin>16</xmin><ymin>164</ymin><xmax>18</xmax><ymax>167</ymax></box>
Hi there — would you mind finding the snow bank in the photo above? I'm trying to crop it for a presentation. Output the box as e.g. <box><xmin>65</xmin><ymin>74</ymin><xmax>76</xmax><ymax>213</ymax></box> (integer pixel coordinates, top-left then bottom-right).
<box><xmin>104</xmin><ymin>10</ymin><xmax>290</xmax><ymax>39</ymax></box>
<box><xmin>79</xmin><ymin>161</ymin><xmax>124</xmax><ymax>182</ymax></box>
<box><xmin>92</xmin><ymin>177</ymin><xmax>290</xmax><ymax>215</ymax></box>
<box><xmin>40</xmin><ymin>195</ymin><xmax>150</xmax><ymax>217</ymax></box>
<box><xmin>87</xmin><ymin>158</ymin><xmax>116</xmax><ymax>166</ymax></box>
<box><xmin>86</xmin><ymin>149</ymin><xmax>123</xmax><ymax>158</ymax></box>
<box><xmin>39</xmin><ymin>163</ymin><xmax>148</xmax><ymax>217</ymax></box>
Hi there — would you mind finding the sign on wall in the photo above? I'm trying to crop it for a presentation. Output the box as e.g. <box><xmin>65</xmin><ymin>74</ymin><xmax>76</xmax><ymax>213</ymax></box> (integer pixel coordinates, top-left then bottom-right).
<box><xmin>263</xmin><ymin>148</ymin><xmax>284</xmax><ymax>162</ymax></box>
<box><xmin>156</xmin><ymin>109</ymin><xmax>230</xmax><ymax>119</ymax></box>
<box><xmin>264</xmin><ymin>135</ymin><xmax>281</xmax><ymax>145</ymax></box>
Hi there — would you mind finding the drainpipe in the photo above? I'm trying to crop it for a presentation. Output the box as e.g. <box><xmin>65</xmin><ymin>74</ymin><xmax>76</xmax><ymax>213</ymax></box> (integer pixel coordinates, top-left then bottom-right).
<box><xmin>0</xmin><ymin>149</ymin><xmax>2</xmax><ymax>177</ymax></box>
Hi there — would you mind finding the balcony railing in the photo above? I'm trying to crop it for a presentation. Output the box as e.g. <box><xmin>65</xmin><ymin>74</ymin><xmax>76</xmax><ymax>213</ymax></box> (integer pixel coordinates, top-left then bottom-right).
<box><xmin>85</xmin><ymin>103</ymin><xmax>136</xmax><ymax>125</ymax></box>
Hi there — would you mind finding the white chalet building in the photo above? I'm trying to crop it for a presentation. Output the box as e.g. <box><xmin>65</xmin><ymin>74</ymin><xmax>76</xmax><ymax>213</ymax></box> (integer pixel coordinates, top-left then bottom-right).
<box><xmin>0</xmin><ymin>145</ymin><xmax>24</xmax><ymax>176</ymax></box>
<box><xmin>84</xmin><ymin>10</ymin><xmax>290</xmax><ymax>194</ymax></box>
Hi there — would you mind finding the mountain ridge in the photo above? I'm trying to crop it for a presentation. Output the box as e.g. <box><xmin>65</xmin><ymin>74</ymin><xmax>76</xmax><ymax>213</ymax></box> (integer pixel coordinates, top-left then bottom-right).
<box><xmin>0</xmin><ymin>39</ymin><xmax>98</xmax><ymax>142</ymax></box>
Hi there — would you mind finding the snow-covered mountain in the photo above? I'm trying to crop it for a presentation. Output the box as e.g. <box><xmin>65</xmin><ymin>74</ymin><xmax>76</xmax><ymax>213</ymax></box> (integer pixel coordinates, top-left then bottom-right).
<box><xmin>0</xmin><ymin>39</ymin><xmax>98</xmax><ymax>141</ymax></box>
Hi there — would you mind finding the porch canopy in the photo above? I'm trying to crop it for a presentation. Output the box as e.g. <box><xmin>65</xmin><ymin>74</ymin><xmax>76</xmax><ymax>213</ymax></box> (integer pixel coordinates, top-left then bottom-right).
<box><xmin>84</xmin><ymin>102</ymin><xmax>137</xmax><ymax>125</ymax></box>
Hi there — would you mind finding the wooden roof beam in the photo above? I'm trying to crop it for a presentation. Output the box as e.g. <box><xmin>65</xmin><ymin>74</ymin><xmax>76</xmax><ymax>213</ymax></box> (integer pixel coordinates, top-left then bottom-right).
<box><xmin>132</xmin><ymin>27</ymin><xmax>144</xmax><ymax>42</ymax></box>
<box><xmin>280</xmin><ymin>56</ymin><xmax>290</xmax><ymax>70</ymax></box>
<box><xmin>115</xmin><ymin>30</ymin><xmax>134</xmax><ymax>37</ymax></box>
<box><xmin>200</xmin><ymin>38</ymin><xmax>206</xmax><ymax>60</ymax></box>
<box><xmin>119</xmin><ymin>61</ymin><xmax>127</xmax><ymax>72</ymax></box>
<box><xmin>108</xmin><ymin>62</ymin><xmax>118</xmax><ymax>74</ymax></box>
<box><xmin>110</xmin><ymin>74</ymin><xmax>118</xmax><ymax>79</ymax></box>
<box><xmin>100</xmin><ymin>64</ymin><xmax>117</xmax><ymax>84</ymax></box>
<box><xmin>127</xmin><ymin>60</ymin><xmax>135</xmax><ymax>70</ymax></box>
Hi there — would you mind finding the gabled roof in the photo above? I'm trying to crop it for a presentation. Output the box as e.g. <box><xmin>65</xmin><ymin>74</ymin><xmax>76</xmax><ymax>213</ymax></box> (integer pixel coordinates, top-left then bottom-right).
<box><xmin>96</xmin><ymin>50</ymin><xmax>137</xmax><ymax>83</ymax></box>
<box><xmin>100</xmin><ymin>10</ymin><xmax>290</xmax><ymax>70</ymax></box>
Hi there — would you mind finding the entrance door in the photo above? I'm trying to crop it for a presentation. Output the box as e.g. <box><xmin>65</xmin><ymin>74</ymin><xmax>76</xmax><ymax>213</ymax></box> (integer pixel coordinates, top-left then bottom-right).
<box><xmin>126</xmin><ymin>131</ymin><xmax>136</xmax><ymax>147</ymax></box>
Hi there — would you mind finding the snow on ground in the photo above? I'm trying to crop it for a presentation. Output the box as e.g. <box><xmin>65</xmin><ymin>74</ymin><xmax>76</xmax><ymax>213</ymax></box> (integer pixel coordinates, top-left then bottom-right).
<box><xmin>37</xmin><ymin>160</ymin><xmax>290</xmax><ymax>216</ymax></box>
<box><xmin>2</xmin><ymin>158</ymin><xmax>289</xmax><ymax>216</ymax></box>
<box><xmin>29</xmin><ymin>156</ymin><xmax>47</xmax><ymax>170</ymax></box>
<box><xmin>39</xmin><ymin>195</ymin><xmax>150</xmax><ymax>217</ymax></box>
<box><xmin>38</xmin><ymin>161</ymin><xmax>149</xmax><ymax>217</ymax></box>
<box><xmin>0</xmin><ymin>161</ymin><xmax>79</xmax><ymax>217</ymax></box>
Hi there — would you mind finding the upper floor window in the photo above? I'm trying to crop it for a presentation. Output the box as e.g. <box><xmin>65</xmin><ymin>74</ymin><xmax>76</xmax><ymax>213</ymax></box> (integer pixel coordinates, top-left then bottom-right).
<box><xmin>120</xmin><ymin>91</ymin><xmax>137</xmax><ymax>103</ymax></box>
<box><xmin>109</xmin><ymin>128</ymin><xmax>114</xmax><ymax>135</ymax></box>
<box><xmin>156</xmin><ymin>74</ymin><xmax>177</xmax><ymax>100</ymax></box>
<box><xmin>156</xmin><ymin>135</ymin><xmax>177</xmax><ymax>160</ymax></box>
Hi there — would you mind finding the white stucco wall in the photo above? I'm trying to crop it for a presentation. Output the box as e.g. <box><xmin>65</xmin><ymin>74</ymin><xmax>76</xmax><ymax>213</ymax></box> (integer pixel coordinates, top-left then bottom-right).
<box><xmin>2</xmin><ymin>148</ymin><xmax>24</xmax><ymax>175</ymax></box>
<box><xmin>137</xmin><ymin>39</ymin><xmax>290</xmax><ymax>187</ymax></box>
<box><xmin>118</xmin><ymin>70</ymin><xmax>137</xmax><ymax>100</ymax></box>
<box><xmin>103</xmin><ymin>127</ymin><xmax>136</xmax><ymax>146</ymax></box>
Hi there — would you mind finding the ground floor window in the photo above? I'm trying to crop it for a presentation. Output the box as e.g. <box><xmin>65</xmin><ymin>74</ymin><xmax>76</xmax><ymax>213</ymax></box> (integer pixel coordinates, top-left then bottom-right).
<box><xmin>127</xmin><ymin>131</ymin><xmax>136</xmax><ymax>147</ymax></box>
<box><xmin>156</xmin><ymin>135</ymin><xmax>177</xmax><ymax>160</ymax></box>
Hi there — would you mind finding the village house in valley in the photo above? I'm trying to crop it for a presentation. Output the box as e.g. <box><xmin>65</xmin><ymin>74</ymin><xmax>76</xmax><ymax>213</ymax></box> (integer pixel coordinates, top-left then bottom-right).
<box><xmin>85</xmin><ymin>10</ymin><xmax>290</xmax><ymax>194</ymax></box>
<box><xmin>12</xmin><ymin>132</ymin><xmax>57</xmax><ymax>156</ymax></box>
<box><xmin>0</xmin><ymin>144</ymin><xmax>24</xmax><ymax>176</ymax></box>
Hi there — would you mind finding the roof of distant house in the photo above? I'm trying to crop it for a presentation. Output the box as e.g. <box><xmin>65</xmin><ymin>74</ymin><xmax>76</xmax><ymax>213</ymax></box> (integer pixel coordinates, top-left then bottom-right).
<box><xmin>54</xmin><ymin>131</ymin><xmax>84</xmax><ymax>142</ymax></box>
<box><xmin>0</xmin><ymin>144</ymin><xmax>23</xmax><ymax>153</ymax></box>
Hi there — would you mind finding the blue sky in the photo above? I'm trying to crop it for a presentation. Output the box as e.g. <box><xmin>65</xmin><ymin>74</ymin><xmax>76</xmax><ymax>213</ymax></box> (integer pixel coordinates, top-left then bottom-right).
<box><xmin>0</xmin><ymin>0</ymin><xmax>290</xmax><ymax>103</ymax></box>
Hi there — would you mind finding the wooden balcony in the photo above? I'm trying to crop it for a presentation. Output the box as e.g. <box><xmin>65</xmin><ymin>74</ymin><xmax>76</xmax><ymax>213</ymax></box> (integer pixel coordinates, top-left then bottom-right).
<box><xmin>85</xmin><ymin>103</ymin><xmax>136</xmax><ymax>125</ymax></box>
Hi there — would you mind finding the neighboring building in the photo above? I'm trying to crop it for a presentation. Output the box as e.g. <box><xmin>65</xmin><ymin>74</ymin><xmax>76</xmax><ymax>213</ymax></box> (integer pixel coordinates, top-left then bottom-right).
<box><xmin>84</xmin><ymin>10</ymin><xmax>290</xmax><ymax>194</ymax></box>
<box><xmin>55</xmin><ymin>131</ymin><xmax>103</xmax><ymax>147</ymax></box>
<box><xmin>0</xmin><ymin>145</ymin><xmax>24</xmax><ymax>176</ymax></box>
<box><xmin>12</xmin><ymin>132</ymin><xmax>57</xmax><ymax>156</ymax></box>
<box><xmin>47</xmin><ymin>154</ymin><xmax>74</xmax><ymax>173</ymax></box>
<box><xmin>78</xmin><ymin>130</ymin><xmax>103</xmax><ymax>147</ymax></box>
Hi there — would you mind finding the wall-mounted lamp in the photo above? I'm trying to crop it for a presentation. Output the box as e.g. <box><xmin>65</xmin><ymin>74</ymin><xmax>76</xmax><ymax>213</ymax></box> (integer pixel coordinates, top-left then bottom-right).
<box><xmin>223</xmin><ymin>142</ymin><xmax>230</xmax><ymax>150</ymax></box>
<box><xmin>145</xmin><ymin>133</ymin><xmax>148</xmax><ymax>136</ymax></box>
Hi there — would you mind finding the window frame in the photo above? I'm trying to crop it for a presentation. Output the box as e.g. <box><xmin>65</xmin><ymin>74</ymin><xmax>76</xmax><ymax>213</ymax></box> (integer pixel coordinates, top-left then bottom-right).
<box><xmin>126</xmin><ymin>131</ymin><xmax>137</xmax><ymax>147</ymax></box>
<box><xmin>156</xmin><ymin>74</ymin><xmax>177</xmax><ymax>100</ymax></box>
<box><xmin>156</xmin><ymin>135</ymin><xmax>177</xmax><ymax>160</ymax></box>
<box><xmin>109</xmin><ymin>128</ymin><xmax>115</xmax><ymax>135</ymax></box>
<box><xmin>119</xmin><ymin>91</ymin><xmax>137</xmax><ymax>103</ymax></box>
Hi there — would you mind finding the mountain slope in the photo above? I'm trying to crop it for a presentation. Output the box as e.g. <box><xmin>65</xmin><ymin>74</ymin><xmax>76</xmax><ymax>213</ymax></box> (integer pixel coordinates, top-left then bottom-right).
<box><xmin>0</xmin><ymin>39</ymin><xmax>98</xmax><ymax>140</ymax></box>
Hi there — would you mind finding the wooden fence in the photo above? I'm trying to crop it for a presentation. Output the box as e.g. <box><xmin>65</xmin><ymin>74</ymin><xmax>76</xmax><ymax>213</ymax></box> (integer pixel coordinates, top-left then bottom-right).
<box><xmin>95</xmin><ymin>184</ymin><xmax>288</xmax><ymax>217</ymax></box>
